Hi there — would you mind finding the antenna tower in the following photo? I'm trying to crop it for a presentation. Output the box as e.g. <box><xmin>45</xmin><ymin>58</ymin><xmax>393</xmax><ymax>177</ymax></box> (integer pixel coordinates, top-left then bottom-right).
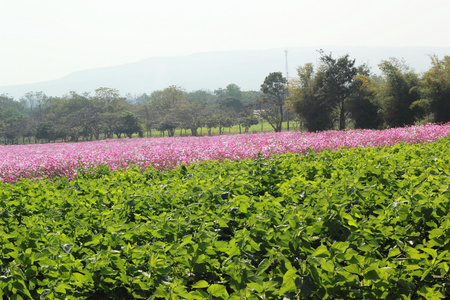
<box><xmin>284</xmin><ymin>50</ymin><xmax>289</xmax><ymax>83</ymax></box>
<box><xmin>284</xmin><ymin>49</ymin><xmax>290</xmax><ymax>131</ymax></box>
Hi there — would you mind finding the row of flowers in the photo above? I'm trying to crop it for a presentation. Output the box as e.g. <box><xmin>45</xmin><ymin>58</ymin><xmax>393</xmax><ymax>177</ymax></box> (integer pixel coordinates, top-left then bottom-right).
<box><xmin>1</xmin><ymin>123</ymin><xmax>449</xmax><ymax>183</ymax></box>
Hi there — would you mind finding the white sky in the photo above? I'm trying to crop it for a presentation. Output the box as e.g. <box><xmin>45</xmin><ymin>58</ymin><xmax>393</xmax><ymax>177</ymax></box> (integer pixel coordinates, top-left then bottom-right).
<box><xmin>1</xmin><ymin>0</ymin><xmax>449</xmax><ymax>86</ymax></box>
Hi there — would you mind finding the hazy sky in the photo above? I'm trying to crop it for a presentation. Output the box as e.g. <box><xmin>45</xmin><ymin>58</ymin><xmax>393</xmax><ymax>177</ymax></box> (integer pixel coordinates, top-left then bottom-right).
<box><xmin>1</xmin><ymin>0</ymin><xmax>449</xmax><ymax>86</ymax></box>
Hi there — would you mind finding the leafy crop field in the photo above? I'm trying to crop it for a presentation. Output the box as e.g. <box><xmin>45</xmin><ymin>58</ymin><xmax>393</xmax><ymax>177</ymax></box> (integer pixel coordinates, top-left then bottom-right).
<box><xmin>1</xmin><ymin>123</ymin><xmax>450</xmax><ymax>183</ymax></box>
<box><xmin>1</xmin><ymin>127</ymin><xmax>450</xmax><ymax>299</ymax></box>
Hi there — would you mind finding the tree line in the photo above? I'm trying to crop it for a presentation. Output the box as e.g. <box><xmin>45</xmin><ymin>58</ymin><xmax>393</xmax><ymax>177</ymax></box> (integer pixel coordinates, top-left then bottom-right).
<box><xmin>0</xmin><ymin>52</ymin><xmax>449</xmax><ymax>144</ymax></box>
<box><xmin>292</xmin><ymin>51</ymin><xmax>450</xmax><ymax>131</ymax></box>
<box><xmin>0</xmin><ymin>84</ymin><xmax>262</xmax><ymax>144</ymax></box>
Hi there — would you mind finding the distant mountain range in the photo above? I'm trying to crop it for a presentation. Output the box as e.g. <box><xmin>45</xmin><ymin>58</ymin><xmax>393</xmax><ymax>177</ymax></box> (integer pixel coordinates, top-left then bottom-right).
<box><xmin>1</xmin><ymin>46</ymin><xmax>449</xmax><ymax>99</ymax></box>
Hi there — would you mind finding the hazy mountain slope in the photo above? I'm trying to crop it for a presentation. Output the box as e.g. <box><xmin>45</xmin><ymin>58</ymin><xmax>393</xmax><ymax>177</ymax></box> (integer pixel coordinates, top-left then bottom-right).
<box><xmin>1</xmin><ymin>46</ymin><xmax>448</xmax><ymax>99</ymax></box>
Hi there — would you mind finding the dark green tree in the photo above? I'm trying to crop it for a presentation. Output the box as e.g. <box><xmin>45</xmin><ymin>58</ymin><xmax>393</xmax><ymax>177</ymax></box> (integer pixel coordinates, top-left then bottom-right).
<box><xmin>175</xmin><ymin>101</ymin><xmax>205</xmax><ymax>136</ymax></box>
<box><xmin>348</xmin><ymin>75</ymin><xmax>382</xmax><ymax>129</ymax></box>
<box><xmin>185</xmin><ymin>90</ymin><xmax>216</xmax><ymax>104</ymax></box>
<box><xmin>218</xmin><ymin>97</ymin><xmax>244</xmax><ymax>115</ymax></box>
<box><xmin>203</xmin><ymin>111</ymin><xmax>219</xmax><ymax>136</ymax></box>
<box><xmin>58</xmin><ymin>92</ymin><xmax>91</xmax><ymax>142</ymax></box>
<box><xmin>4</xmin><ymin>122</ymin><xmax>21</xmax><ymax>144</ymax></box>
<box><xmin>238</xmin><ymin>108</ymin><xmax>259</xmax><ymax>134</ymax></box>
<box><xmin>378</xmin><ymin>58</ymin><xmax>422</xmax><ymax>127</ymax></box>
<box><xmin>215</xmin><ymin>111</ymin><xmax>233</xmax><ymax>135</ymax></box>
<box><xmin>417</xmin><ymin>55</ymin><xmax>450</xmax><ymax>123</ymax></box>
<box><xmin>151</xmin><ymin>86</ymin><xmax>189</xmax><ymax>136</ymax></box>
<box><xmin>318</xmin><ymin>51</ymin><xmax>358</xmax><ymax>130</ymax></box>
<box><xmin>16</xmin><ymin>117</ymin><xmax>35</xmax><ymax>143</ymax></box>
<box><xmin>91</xmin><ymin>87</ymin><xmax>129</xmax><ymax>139</ymax></box>
<box><xmin>134</xmin><ymin>94</ymin><xmax>158</xmax><ymax>137</ymax></box>
<box><xmin>258</xmin><ymin>72</ymin><xmax>289</xmax><ymax>132</ymax></box>
<box><xmin>116</xmin><ymin>112</ymin><xmax>143</xmax><ymax>138</ymax></box>
<box><xmin>214</xmin><ymin>84</ymin><xmax>243</xmax><ymax>101</ymax></box>
<box><xmin>157</xmin><ymin>112</ymin><xmax>179</xmax><ymax>137</ymax></box>
<box><xmin>292</xmin><ymin>63</ymin><xmax>334</xmax><ymax>132</ymax></box>
<box><xmin>241</xmin><ymin>90</ymin><xmax>262</xmax><ymax>105</ymax></box>
<box><xmin>35</xmin><ymin>122</ymin><xmax>55</xmax><ymax>142</ymax></box>
<box><xmin>0</xmin><ymin>94</ymin><xmax>29</xmax><ymax>143</ymax></box>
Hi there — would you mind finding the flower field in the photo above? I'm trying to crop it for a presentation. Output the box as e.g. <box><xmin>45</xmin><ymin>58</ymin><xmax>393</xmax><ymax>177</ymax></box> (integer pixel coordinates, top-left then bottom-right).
<box><xmin>1</xmin><ymin>129</ymin><xmax>450</xmax><ymax>299</ymax></box>
<box><xmin>1</xmin><ymin>123</ymin><xmax>450</xmax><ymax>183</ymax></box>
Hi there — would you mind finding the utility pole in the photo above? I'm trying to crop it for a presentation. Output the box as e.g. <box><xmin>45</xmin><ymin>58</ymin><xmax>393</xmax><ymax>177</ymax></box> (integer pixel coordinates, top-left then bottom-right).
<box><xmin>285</xmin><ymin>50</ymin><xmax>289</xmax><ymax>82</ymax></box>
<box><xmin>285</xmin><ymin>50</ymin><xmax>290</xmax><ymax>131</ymax></box>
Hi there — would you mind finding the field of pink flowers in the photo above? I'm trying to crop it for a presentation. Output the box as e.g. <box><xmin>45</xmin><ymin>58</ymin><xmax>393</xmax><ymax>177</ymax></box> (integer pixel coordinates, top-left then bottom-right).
<box><xmin>1</xmin><ymin>123</ymin><xmax>449</xmax><ymax>183</ymax></box>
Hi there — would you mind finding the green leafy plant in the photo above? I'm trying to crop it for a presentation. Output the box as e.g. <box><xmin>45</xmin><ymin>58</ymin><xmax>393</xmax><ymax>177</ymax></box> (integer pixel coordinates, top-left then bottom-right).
<box><xmin>1</xmin><ymin>137</ymin><xmax>450</xmax><ymax>298</ymax></box>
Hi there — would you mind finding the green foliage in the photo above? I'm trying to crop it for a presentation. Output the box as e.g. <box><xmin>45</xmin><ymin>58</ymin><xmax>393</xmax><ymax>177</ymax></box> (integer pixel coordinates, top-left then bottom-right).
<box><xmin>185</xmin><ymin>89</ymin><xmax>216</xmax><ymax>104</ymax></box>
<box><xmin>259</xmin><ymin>72</ymin><xmax>289</xmax><ymax>132</ymax></box>
<box><xmin>35</xmin><ymin>122</ymin><xmax>56</xmax><ymax>142</ymax></box>
<box><xmin>348</xmin><ymin>75</ymin><xmax>382</xmax><ymax>129</ymax></box>
<box><xmin>319</xmin><ymin>50</ymin><xmax>358</xmax><ymax>130</ymax></box>
<box><xmin>218</xmin><ymin>97</ymin><xmax>244</xmax><ymax>115</ymax></box>
<box><xmin>239</xmin><ymin>113</ymin><xmax>259</xmax><ymax>133</ymax></box>
<box><xmin>0</xmin><ymin>94</ymin><xmax>26</xmax><ymax>125</ymax></box>
<box><xmin>214</xmin><ymin>84</ymin><xmax>243</xmax><ymax>101</ymax></box>
<box><xmin>116</xmin><ymin>112</ymin><xmax>143</xmax><ymax>138</ymax></box>
<box><xmin>157</xmin><ymin>114</ymin><xmax>179</xmax><ymax>137</ymax></box>
<box><xmin>176</xmin><ymin>101</ymin><xmax>205</xmax><ymax>136</ymax></box>
<box><xmin>293</xmin><ymin>52</ymin><xmax>376</xmax><ymax>131</ymax></box>
<box><xmin>91</xmin><ymin>88</ymin><xmax>131</xmax><ymax>139</ymax></box>
<box><xmin>151</xmin><ymin>86</ymin><xmax>189</xmax><ymax>137</ymax></box>
<box><xmin>2</xmin><ymin>137</ymin><xmax>450</xmax><ymax>298</ymax></box>
<box><xmin>292</xmin><ymin>63</ymin><xmax>334</xmax><ymax>132</ymax></box>
<box><xmin>0</xmin><ymin>94</ymin><xmax>29</xmax><ymax>143</ymax></box>
<box><xmin>419</xmin><ymin>55</ymin><xmax>450</xmax><ymax>123</ymax></box>
<box><xmin>379</xmin><ymin>58</ymin><xmax>423</xmax><ymax>127</ymax></box>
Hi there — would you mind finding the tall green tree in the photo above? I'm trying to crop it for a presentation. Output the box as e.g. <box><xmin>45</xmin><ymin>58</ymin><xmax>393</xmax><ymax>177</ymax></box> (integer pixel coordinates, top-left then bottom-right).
<box><xmin>348</xmin><ymin>75</ymin><xmax>382</xmax><ymax>129</ymax></box>
<box><xmin>175</xmin><ymin>101</ymin><xmax>205</xmax><ymax>136</ymax></box>
<box><xmin>19</xmin><ymin>91</ymin><xmax>48</xmax><ymax>123</ymax></box>
<box><xmin>318</xmin><ymin>51</ymin><xmax>358</xmax><ymax>130</ymax></box>
<box><xmin>16</xmin><ymin>117</ymin><xmax>35</xmax><ymax>143</ymax></box>
<box><xmin>151</xmin><ymin>86</ymin><xmax>187</xmax><ymax>115</ymax></box>
<box><xmin>151</xmin><ymin>86</ymin><xmax>188</xmax><ymax>137</ymax></box>
<box><xmin>0</xmin><ymin>94</ymin><xmax>26</xmax><ymax>125</ymax></box>
<box><xmin>241</xmin><ymin>90</ymin><xmax>262</xmax><ymax>105</ymax></box>
<box><xmin>258</xmin><ymin>72</ymin><xmax>289</xmax><ymax>132</ymax></box>
<box><xmin>59</xmin><ymin>92</ymin><xmax>91</xmax><ymax>142</ymax></box>
<box><xmin>202</xmin><ymin>110</ymin><xmax>219</xmax><ymax>136</ymax></box>
<box><xmin>378</xmin><ymin>58</ymin><xmax>422</xmax><ymax>127</ymax></box>
<box><xmin>0</xmin><ymin>94</ymin><xmax>29</xmax><ymax>143</ymax></box>
<box><xmin>185</xmin><ymin>90</ymin><xmax>216</xmax><ymax>104</ymax></box>
<box><xmin>293</xmin><ymin>53</ymin><xmax>373</xmax><ymax>131</ymax></box>
<box><xmin>115</xmin><ymin>112</ymin><xmax>143</xmax><ymax>138</ymax></box>
<box><xmin>35</xmin><ymin>122</ymin><xmax>55</xmax><ymax>143</ymax></box>
<box><xmin>134</xmin><ymin>94</ymin><xmax>158</xmax><ymax>137</ymax></box>
<box><xmin>157</xmin><ymin>112</ymin><xmax>179</xmax><ymax>137</ymax></box>
<box><xmin>417</xmin><ymin>55</ymin><xmax>450</xmax><ymax>123</ymax></box>
<box><xmin>237</xmin><ymin>106</ymin><xmax>259</xmax><ymax>134</ymax></box>
<box><xmin>292</xmin><ymin>63</ymin><xmax>334</xmax><ymax>132</ymax></box>
<box><xmin>218</xmin><ymin>97</ymin><xmax>244</xmax><ymax>115</ymax></box>
<box><xmin>214</xmin><ymin>84</ymin><xmax>243</xmax><ymax>101</ymax></box>
<box><xmin>91</xmin><ymin>87</ymin><xmax>129</xmax><ymax>139</ymax></box>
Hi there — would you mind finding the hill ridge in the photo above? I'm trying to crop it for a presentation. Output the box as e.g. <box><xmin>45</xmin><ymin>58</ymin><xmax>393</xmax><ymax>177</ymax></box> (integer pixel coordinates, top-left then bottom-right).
<box><xmin>1</xmin><ymin>46</ymin><xmax>449</xmax><ymax>99</ymax></box>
